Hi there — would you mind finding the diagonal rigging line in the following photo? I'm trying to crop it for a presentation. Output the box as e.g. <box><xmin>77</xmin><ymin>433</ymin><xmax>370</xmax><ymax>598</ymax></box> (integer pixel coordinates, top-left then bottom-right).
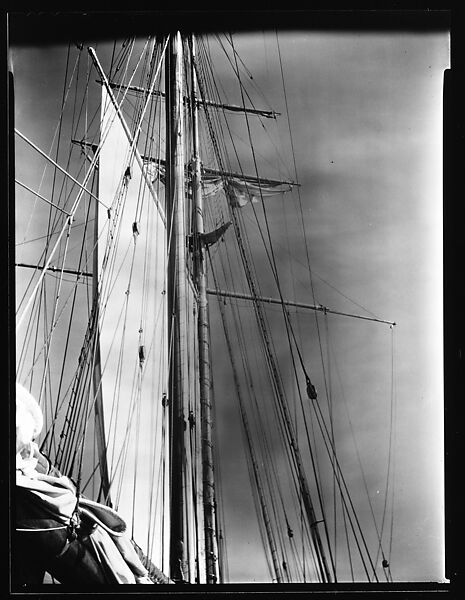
<box><xmin>205</xmin><ymin>32</ymin><xmax>378</xmax><ymax>580</ymax></box>
<box><xmin>375</xmin><ymin>325</ymin><xmax>396</xmax><ymax>581</ymax></box>
<box><xmin>326</xmin><ymin>317</ymin><xmax>394</xmax><ymax>581</ymax></box>
<box><xmin>208</xmin><ymin>250</ymin><xmax>284</xmax><ymax>583</ymax></box>
<box><xmin>16</xmin><ymin>179</ymin><xmax>72</xmax><ymax>216</ymax></box>
<box><xmin>213</xmin><ymin>35</ymin><xmax>291</xmax><ymax>179</ymax></box>
<box><xmin>231</xmin><ymin>34</ymin><xmax>385</xmax><ymax>582</ymax></box>
<box><xmin>88</xmin><ymin>37</ymin><xmax>169</xmax><ymax>225</ymax></box>
<box><xmin>15</xmin><ymin>124</ymin><xmax>107</xmax><ymax>331</ymax></box>
<box><xmin>241</xmin><ymin>211</ymin><xmax>382</xmax><ymax>320</ymax></box>
<box><xmin>15</xmin><ymin>129</ymin><xmax>104</xmax><ymax>207</ymax></box>
<box><xmin>47</xmin><ymin>169</ymin><xmax>97</xmax><ymax>470</ymax></box>
<box><xmin>226</xmin><ymin>33</ymin><xmax>321</xmax><ymax>388</ymax></box>
<box><xmin>41</xmin><ymin>171</ymin><xmax>96</xmax><ymax>416</ymax></box>
<box><xmin>227</xmin><ymin>34</ymin><xmax>336</xmax><ymax>579</ymax></box>
<box><xmin>209</xmin><ymin>240</ymin><xmax>320</xmax><ymax>580</ymax></box>
<box><xmin>274</xmin><ymin>31</ymin><xmax>341</xmax><ymax>427</ymax></box>
<box><xmin>19</xmin><ymin>44</ymin><xmax>80</xmax><ymax>251</ymax></box>
<box><xmin>203</xmin><ymin>38</ymin><xmax>330</xmax><ymax>580</ymax></box>
<box><xmin>208</xmin><ymin>32</ymin><xmax>378</xmax><ymax>580</ymax></box>
<box><xmin>206</xmin><ymin>34</ymin><xmax>328</xmax><ymax>579</ymax></box>
<box><xmin>309</xmin><ymin>386</ymin><xmax>380</xmax><ymax>582</ymax></box>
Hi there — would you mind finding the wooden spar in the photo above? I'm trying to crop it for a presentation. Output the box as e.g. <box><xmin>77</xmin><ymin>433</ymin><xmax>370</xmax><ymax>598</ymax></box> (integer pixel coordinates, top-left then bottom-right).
<box><xmin>16</xmin><ymin>263</ymin><xmax>93</xmax><ymax>278</ymax></box>
<box><xmin>142</xmin><ymin>154</ymin><xmax>299</xmax><ymax>188</ymax></box>
<box><xmin>15</xmin><ymin>264</ymin><xmax>395</xmax><ymax>326</ymax></box>
<box><xmin>166</xmin><ymin>32</ymin><xmax>189</xmax><ymax>583</ymax></box>
<box><xmin>97</xmin><ymin>79</ymin><xmax>281</xmax><ymax>118</ymax></box>
<box><xmin>189</xmin><ymin>35</ymin><xmax>220</xmax><ymax>584</ymax></box>
<box><xmin>72</xmin><ymin>140</ymin><xmax>299</xmax><ymax>188</ymax></box>
<box><xmin>206</xmin><ymin>289</ymin><xmax>396</xmax><ymax>326</ymax></box>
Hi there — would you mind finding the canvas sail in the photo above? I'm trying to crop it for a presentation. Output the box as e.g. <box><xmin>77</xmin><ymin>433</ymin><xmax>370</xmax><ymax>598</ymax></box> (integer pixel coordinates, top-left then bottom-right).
<box><xmin>97</xmin><ymin>85</ymin><xmax>206</xmax><ymax>581</ymax></box>
<box><xmin>96</xmin><ymin>86</ymin><xmax>169</xmax><ymax>571</ymax></box>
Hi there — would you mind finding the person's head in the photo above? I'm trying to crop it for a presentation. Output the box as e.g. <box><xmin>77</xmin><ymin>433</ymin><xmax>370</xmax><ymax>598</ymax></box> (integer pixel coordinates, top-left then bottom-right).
<box><xmin>16</xmin><ymin>383</ymin><xmax>43</xmax><ymax>454</ymax></box>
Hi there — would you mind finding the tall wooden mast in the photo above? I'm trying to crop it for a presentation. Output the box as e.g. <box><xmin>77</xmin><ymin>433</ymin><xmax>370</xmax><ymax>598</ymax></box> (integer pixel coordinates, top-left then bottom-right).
<box><xmin>166</xmin><ymin>31</ymin><xmax>189</xmax><ymax>582</ymax></box>
<box><xmin>189</xmin><ymin>34</ymin><xmax>220</xmax><ymax>584</ymax></box>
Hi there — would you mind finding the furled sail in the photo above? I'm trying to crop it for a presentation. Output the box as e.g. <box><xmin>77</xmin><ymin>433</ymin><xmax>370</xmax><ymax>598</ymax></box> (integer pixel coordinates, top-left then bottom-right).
<box><xmin>148</xmin><ymin>163</ymin><xmax>293</xmax><ymax>207</ymax></box>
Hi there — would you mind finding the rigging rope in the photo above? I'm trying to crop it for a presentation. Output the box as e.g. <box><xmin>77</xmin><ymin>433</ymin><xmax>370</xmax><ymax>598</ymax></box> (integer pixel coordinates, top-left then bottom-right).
<box><xmin>228</xmin><ymin>34</ymin><xmax>335</xmax><ymax>582</ymax></box>
<box><xmin>195</xmin><ymin>34</ymin><xmax>333</xmax><ymax>582</ymax></box>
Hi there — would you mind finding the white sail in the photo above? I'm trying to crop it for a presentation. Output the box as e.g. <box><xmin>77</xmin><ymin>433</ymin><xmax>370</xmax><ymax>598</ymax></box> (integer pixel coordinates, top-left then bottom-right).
<box><xmin>96</xmin><ymin>86</ymin><xmax>168</xmax><ymax>570</ymax></box>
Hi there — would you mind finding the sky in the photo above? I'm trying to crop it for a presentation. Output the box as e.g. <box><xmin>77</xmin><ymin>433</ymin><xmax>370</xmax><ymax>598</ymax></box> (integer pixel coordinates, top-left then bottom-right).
<box><xmin>11</xmin><ymin>14</ymin><xmax>450</xmax><ymax>584</ymax></box>
<box><xmin>206</xmin><ymin>30</ymin><xmax>449</xmax><ymax>583</ymax></box>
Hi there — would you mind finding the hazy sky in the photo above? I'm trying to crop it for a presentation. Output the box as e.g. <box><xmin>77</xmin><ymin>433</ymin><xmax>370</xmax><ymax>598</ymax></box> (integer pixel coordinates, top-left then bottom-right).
<box><xmin>207</xmin><ymin>30</ymin><xmax>449</xmax><ymax>582</ymax></box>
<box><xmin>12</xmin><ymin>16</ymin><xmax>449</xmax><ymax>584</ymax></box>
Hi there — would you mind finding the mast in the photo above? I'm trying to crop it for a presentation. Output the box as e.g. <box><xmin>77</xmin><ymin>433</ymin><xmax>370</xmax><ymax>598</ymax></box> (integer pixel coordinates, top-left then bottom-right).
<box><xmin>166</xmin><ymin>31</ymin><xmax>189</xmax><ymax>583</ymax></box>
<box><xmin>189</xmin><ymin>34</ymin><xmax>220</xmax><ymax>584</ymax></box>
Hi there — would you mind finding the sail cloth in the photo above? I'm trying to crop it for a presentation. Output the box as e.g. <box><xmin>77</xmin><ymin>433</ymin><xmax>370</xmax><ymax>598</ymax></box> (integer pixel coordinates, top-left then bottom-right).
<box><xmin>96</xmin><ymin>87</ymin><xmax>168</xmax><ymax>571</ymax></box>
<box><xmin>98</xmin><ymin>90</ymin><xmax>207</xmax><ymax>582</ymax></box>
<box><xmin>214</xmin><ymin>177</ymin><xmax>292</xmax><ymax>208</ymax></box>
<box><xmin>16</xmin><ymin>445</ymin><xmax>154</xmax><ymax>584</ymax></box>
<box><xmin>148</xmin><ymin>164</ymin><xmax>292</xmax><ymax>207</ymax></box>
<box><xmin>16</xmin><ymin>463</ymin><xmax>77</xmax><ymax>523</ymax></box>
